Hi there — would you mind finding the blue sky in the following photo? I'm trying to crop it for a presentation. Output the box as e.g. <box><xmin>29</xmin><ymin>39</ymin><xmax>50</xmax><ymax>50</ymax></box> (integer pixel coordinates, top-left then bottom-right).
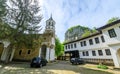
<box><xmin>39</xmin><ymin>0</ymin><xmax>120</xmax><ymax>42</ymax></box>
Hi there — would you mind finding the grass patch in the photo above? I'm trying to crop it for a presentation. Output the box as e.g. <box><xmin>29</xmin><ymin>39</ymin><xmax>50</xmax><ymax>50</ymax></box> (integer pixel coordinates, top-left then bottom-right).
<box><xmin>97</xmin><ymin>64</ymin><xmax>108</xmax><ymax>69</ymax></box>
<box><xmin>80</xmin><ymin>67</ymin><xmax>112</xmax><ymax>74</ymax></box>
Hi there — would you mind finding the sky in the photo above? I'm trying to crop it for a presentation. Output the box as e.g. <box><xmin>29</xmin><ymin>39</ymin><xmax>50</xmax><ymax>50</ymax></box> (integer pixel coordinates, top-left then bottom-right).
<box><xmin>39</xmin><ymin>0</ymin><xmax>120</xmax><ymax>42</ymax></box>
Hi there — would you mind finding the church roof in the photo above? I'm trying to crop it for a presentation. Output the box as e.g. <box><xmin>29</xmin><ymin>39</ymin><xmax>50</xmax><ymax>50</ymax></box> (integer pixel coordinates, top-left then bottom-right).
<box><xmin>49</xmin><ymin>14</ymin><xmax>53</xmax><ymax>20</ymax></box>
<box><xmin>46</xmin><ymin>14</ymin><xmax>55</xmax><ymax>21</ymax></box>
<box><xmin>97</xmin><ymin>19</ymin><xmax>120</xmax><ymax>30</ymax></box>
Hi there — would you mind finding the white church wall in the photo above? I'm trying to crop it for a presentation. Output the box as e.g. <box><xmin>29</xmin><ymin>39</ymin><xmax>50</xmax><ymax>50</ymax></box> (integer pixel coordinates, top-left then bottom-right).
<box><xmin>46</xmin><ymin>47</ymin><xmax>49</xmax><ymax>61</ymax></box>
<box><xmin>50</xmin><ymin>48</ymin><xmax>55</xmax><ymax>61</ymax></box>
<box><xmin>51</xmin><ymin>37</ymin><xmax>55</xmax><ymax>46</ymax></box>
<box><xmin>45</xmin><ymin>47</ymin><xmax>55</xmax><ymax>61</ymax></box>
<box><xmin>38</xmin><ymin>48</ymin><xmax>41</xmax><ymax>57</ymax></box>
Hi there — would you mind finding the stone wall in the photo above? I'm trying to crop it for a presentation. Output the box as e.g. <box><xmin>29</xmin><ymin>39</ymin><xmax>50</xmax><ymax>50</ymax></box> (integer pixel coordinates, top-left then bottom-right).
<box><xmin>13</xmin><ymin>46</ymin><xmax>40</xmax><ymax>61</ymax></box>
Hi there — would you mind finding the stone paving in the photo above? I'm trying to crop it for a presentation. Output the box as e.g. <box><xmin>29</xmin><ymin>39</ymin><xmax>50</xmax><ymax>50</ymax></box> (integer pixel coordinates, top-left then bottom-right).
<box><xmin>0</xmin><ymin>61</ymin><xmax>119</xmax><ymax>74</ymax></box>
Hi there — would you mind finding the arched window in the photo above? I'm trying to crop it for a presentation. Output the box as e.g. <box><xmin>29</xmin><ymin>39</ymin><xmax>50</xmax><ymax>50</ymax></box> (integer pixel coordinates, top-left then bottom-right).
<box><xmin>49</xmin><ymin>22</ymin><xmax>51</xmax><ymax>25</ymax></box>
<box><xmin>28</xmin><ymin>50</ymin><xmax>31</xmax><ymax>54</ymax></box>
<box><xmin>19</xmin><ymin>50</ymin><xmax>22</xmax><ymax>55</ymax></box>
<box><xmin>51</xmin><ymin>22</ymin><xmax>53</xmax><ymax>26</ymax></box>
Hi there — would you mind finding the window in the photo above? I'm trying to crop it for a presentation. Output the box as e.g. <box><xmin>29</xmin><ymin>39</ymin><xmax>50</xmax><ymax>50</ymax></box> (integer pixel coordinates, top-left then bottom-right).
<box><xmin>71</xmin><ymin>44</ymin><xmax>73</xmax><ymax>48</ymax></box>
<box><xmin>80</xmin><ymin>42</ymin><xmax>83</xmax><ymax>47</ymax></box>
<box><xmin>49</xmin><ymin>22</ymin><xmax>51</xmax><ymax>25</ymax></box>
<box><xmin>28</xmin><ymin>50</ymin><xmax>31</xmax><ymax>54</ymax></box>
<box><xmin>74</xmin><ymin>43</ymin><xmax>77</xmax><ymax>48</ymax></box>
<box><xmin>19</xmin><ymin>50</ymin><xmax>22</xmax><ymax>55</ymax></box>
<box><xmin>81</xmin><ymin>41</ymin><xmax>86</xmax><ymax>47</ymax></box>
<box><xmin>82</xmin><ymin>52</ymin><xmax>85</xmax><ymax>56</ymax></box>
<box><xmin>89</xmin><ymin>39</ymin><xmax>93</xmax><ymax>45</ymax></box>
<box><xmin>84</xmin><ymin>41</ymin><xmax>86</xmax><ymax>46</ymax></box>
<box><xmin>51</xmin><ymin>22</ymin><xmax>53</xmax><ymax>26</ymax></box>
<box><xmin>44</xmin><ymin>38</ymin><xmax>46</xmax><ymax>40</ymax></box>
<box><xmin>92</xmin><ymin>51</ymin><xmax>96</xmax><ymax>56</ymax></box>
<box><xmin>105</xmin><ymin>49</ymin><xmax>111</xmax><ymax>55</ymax></box>
<box><xmin>95</xmin><ymin>37</ymin><xmax>100</xmax><ymax>44</ymax></box>
<box><xmin>101</xmin><ymin>36</ymin><xmax>105</xmax><ymax>42</ymax></box>
<box><xmin>65</xmin><ymin>45</ymin><xmax>67</xmax><ymax>50</ymax></box>
<box><xmin>108</xmin><ymin>29</ymin><xmax>117</xmax><ymax>38</ymax></box>
<box><xmin>86</xmin><ymin>51</ymin><xmax>89</xmax><ymax>56</ymax></box>
<box><xmin>98</xmin><ymin>50</ymin><xmax>103</xmax><ymax>56</ymax></box>
<box><xmin>68</xmin><ymin>45</ymin><xmax>70</xmax><ymax>49</ymax></box>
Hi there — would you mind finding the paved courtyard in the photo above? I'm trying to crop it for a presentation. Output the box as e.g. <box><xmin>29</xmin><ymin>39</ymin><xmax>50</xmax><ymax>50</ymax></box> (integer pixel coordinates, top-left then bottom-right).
<box><xmin>0</xmin><ymin>61</ymin><xmax>119</xmax><ymax>74</ymax></box>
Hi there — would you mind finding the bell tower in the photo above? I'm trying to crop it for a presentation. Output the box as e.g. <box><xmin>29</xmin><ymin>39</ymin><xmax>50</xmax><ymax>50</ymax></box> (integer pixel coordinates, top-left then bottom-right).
<box><xmin>45</xmin><ymin>14</ymin><xmax>55</xmax><ymax>35</ymax></box>
<box><xmin>40</xmin><ymin>15</ymin><xmax>56</xmax><ymax>61</ymax></box>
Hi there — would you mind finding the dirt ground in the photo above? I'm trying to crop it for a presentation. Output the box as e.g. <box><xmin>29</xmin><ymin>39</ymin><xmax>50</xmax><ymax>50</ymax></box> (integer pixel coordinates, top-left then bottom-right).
<box><xmin>0</xmin><ymin>61</ymin><xmax>119</xmax><ymax>74</ymax></box>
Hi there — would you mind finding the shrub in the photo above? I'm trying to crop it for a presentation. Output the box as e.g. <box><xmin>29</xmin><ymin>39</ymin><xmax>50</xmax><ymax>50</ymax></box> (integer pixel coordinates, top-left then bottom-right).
<box><xmin>97</xmin><ymin>64</ymin><xmax>108</xmax><ymax>69</ymax></box>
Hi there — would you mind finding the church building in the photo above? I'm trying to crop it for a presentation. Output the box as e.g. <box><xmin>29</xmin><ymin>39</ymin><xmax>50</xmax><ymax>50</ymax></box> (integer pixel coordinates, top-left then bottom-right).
<box><xmin>0</xmin><ymin>15</ymin><xmax>56</xmax><ymax>62</ymax></box>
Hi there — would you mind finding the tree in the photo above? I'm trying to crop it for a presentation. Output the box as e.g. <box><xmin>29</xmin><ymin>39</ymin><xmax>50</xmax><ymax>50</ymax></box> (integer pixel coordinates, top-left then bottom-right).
<box><xmin>0</xmin><ymin>0</ymin><xmax>7</xmax><ymax>35</ymax></box>
<box><xmin>0</xmin><ymin>0</ymin><xmax>6</xmax><ymax>19</ymax></box>
<box><xmin>107</xmin><ymin>17</ymin><xmax>119</xmax><ymax>24</ymax></box>
<box><xmin>0</xmin><ymin>0</ymin><xmax>8</xmax><ymax>39</ymax></box>
<box><xmin>81</xmin><ymin>30</ymin><xmax>91</xmax><ymax>37</ymax></box>
<box><xmin>55</xmin><ymin>38</ymin><xmax>64</xmax><ymax>57</ymax></box>
<box><xmin>92</xmin><ymin>27</ymin><xmax>97</xmax><ymax>33</ymax></box>
<box><xmin>0</xmin><ymin>0</ymin><xmax>42</xmax><ymax>62</ymax></box>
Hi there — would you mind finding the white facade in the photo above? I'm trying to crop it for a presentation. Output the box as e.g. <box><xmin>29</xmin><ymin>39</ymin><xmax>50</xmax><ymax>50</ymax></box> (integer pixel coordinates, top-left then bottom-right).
<box><xmin>100</xmin><ymin>23</ymin><xmax>120</xmax><ymax>68</ymax></box>
<box><xmin>78</xmin><ymin>34</ymin><xmax>112</xmax><ymax>60</ymax></box>
<box><xmin>64</xmin><ymin>20</ymin><xmax>120</xmax><ymax>68</ymax></box>
<box><xmin>40</xmin><ymin>15</ymin><xmax>56</xmax><ymax>62</ymax></box>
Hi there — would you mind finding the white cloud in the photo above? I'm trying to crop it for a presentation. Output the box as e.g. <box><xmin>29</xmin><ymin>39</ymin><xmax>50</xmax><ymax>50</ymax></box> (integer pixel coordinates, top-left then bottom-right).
<box><xmin>39</xmin><ymin>0</ymin><xmax>120</xmax><ymax>42</ymax></box>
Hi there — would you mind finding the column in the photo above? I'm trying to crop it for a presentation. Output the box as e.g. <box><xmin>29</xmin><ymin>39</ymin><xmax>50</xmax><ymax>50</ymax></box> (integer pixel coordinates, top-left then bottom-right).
<box><xmin>38</xmin><ymin>48</ymin><xmax>41</xmax><ymax>57</ymax></box>
<box><xmin>50</xmin><ymin>48</ymin><xmax>55</xmax><ymax>61</ymax></box>
<box><xmin>46</xmin><ymin>47</ymin><xmax>49</xmax><ymax>61</ymax></box>
<box><xmin>9</xmin><ymin>48</ymin><xmax>15</xmax><ymax>61</ymax></box>
<box><xmin>1</xmin><ymin>47</ymin><xmax>7</xmax><ymax>61</ymax></box>
<box><xmin>1</xmin><ymin>41</ymin><xmax>10</xmax><ymax>61</ymax></box>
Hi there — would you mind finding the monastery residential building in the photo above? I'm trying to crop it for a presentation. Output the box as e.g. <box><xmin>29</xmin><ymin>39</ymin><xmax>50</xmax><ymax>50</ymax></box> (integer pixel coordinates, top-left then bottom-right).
<box><xmin>64</xmin><ymin>20</ymin><xmax>120</xmax><ymax>68</ymax></box>
<box><xmin>0</xmin><ymin>16</ymin><xmax>56</xmax><ymax>62</ymax></box>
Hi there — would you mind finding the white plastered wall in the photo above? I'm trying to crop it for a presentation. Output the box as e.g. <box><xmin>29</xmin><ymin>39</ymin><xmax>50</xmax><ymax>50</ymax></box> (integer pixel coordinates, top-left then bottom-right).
<box><xmin>109</xmin><ymin>45</ymin><xmax>120</xmax><ymax>68</ymax></box>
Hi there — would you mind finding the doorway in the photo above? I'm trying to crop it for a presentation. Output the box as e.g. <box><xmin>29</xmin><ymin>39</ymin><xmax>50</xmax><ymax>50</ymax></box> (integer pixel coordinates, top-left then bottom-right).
<box><xmin>41</xmin><ymin>45</ymin><xmax>47</xmax><ymax>59</ymax></box>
